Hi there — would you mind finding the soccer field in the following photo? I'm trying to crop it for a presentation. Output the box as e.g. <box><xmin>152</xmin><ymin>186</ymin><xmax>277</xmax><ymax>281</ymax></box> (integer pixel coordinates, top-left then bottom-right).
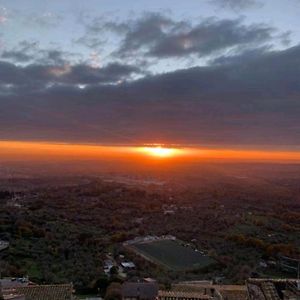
<box><xmin>131</xmin><ymin>239</ymin><xmax>214</xmax><ymax>271</ymax></box>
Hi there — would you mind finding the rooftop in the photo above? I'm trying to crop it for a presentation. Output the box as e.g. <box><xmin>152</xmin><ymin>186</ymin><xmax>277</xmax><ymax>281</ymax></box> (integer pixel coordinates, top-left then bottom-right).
<box><xmin>247</xmin><ymin>278</ymin><xmax>300</xmax><ymax>300</ymax></box>
<box><xmin>0</xmin><ymin>278</ymin><xmax>29</xmax><ymax>289</ymax></box>
<box><xmin>122</xmin><ymin>282</ymin><xmax>158</xmax><ymax>300</ymax></box>
<box><xmin>2</xmin><ymin>284</ymin><xmax>74</xmax><ymax>300</ymax></box>
<box><xmin>158</xmin><ymin>290</ymin><xmax>212</xmax><ymax>300</ymax></box>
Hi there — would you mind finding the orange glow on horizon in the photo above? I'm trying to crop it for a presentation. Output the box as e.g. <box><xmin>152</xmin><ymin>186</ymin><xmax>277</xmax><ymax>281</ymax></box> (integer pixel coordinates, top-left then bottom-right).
<box><xmin>0</xmin><ymin>140</ymin><xmax>300</xmax><ymax>163</ymax></box>
<box><xmin>137</xmin><ymin>146</ymin><xmax>183</xmax><ymax>158</ymax></box>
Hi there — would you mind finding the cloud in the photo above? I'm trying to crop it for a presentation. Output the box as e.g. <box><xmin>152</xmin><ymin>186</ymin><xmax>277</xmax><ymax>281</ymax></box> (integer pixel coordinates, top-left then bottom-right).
<box><xmin>43</xmin><ymin>50</ymin><xmax>67</xmax><ymax>65</ymax></box>
<box><xmin>1</xmin><ymin>41</ymin><xmax>39</xmax><ymax>62</ymax></box>
<box><xmin>0</xmin><ymin>7</ymin><xmax>8</xmax><ymax>24</ymax></box>
<box><xmin>1</xmin><ymin>50</ymin><xmax>33</xmax><ymax>62</ymax></box>
<box><xmin>1</xmin><ymin>41</ymin><xmax>81</xmax><ymax>65</ymax></box>
<box><xmin>74</xmin><ymin>35</ymin><xmax>105</xmax><ymax>49</ymax></box>
<box><xmin>75</xmin><ymin>13</ymin><xmax>127</xmax><ymax>49</ymax></box>
<box><xmin>210</xmin><ymin>0</ymin><xmax>261</xmax><ymax>10</ymax></box>
<box><xmin>100</xmin><ymin>14</ymin><xmax>275</xmax><ymax>59</ymax></box>
<box><xmin>0</xmin><ymin>45</ymin><xmax>300</xmax><ymax>146</ymax></box>
<box><xmin>149</xmin><ymin>19</ymin><xmax>273</xmax><ymax>58</ymax></box>
<box><xmin>24</xmin><ymin>12</ymin><xmax>63</xmax><ymax>27</ymax></box>
<box><xmin>210</xmin><ymin>45</ymin><xmax>271</xmax><ymax>65</ymax></box>
<box><xmin>0</xmin><ymin>61</ymin><xmax>142</xmax><ymax>87</ymax></box>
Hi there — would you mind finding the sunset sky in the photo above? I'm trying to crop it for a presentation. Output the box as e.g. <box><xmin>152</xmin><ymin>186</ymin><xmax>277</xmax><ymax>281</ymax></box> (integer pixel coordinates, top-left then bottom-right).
<box><xmin>1</xmin><ymin>0</ymin><xmax>300</xmax><ymax>157</ymax></box>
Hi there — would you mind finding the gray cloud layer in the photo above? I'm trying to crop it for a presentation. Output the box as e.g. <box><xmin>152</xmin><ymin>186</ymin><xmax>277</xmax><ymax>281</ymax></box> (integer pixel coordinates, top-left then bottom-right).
<box><xmin>0</xmin><ymin>61</ymin><xmax>141</xmax><ymax>86</ymax></box>
<box><xmin>0</xmin><ymin>44</ymin><xmax>300</xmax><ymax>146</ymax></box>
<box><xmin>102</xmin><ymin>14</ymin><xmax>275</xmax><ymax>59</ymax></box>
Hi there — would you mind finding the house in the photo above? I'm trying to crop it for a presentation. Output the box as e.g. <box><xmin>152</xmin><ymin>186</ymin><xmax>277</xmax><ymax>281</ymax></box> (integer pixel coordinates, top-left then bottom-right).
<box><xmin>11</xmin><ymin>284</ymin><xmax>74</xmax><ymax>300</ymax></box>
<box><xmin>0</xmin><ymin>278</ymin><xmax>30</xmax><ymax>290</ymax></box>
<box><xmin>122</xmin><ymin>282</ymin><xmax>158</xmax><ymax>300</ymax></box>
<box><xmin>158</xmin><ymin>290</ymin><xmax>213</xmax><ymax>300</ymax></box>
<box><xmin>104</xmin><ymin>259</ymin><xmax>115</xmax><ymax>274</ymax></box>
<box><xmin>1</xmin><ymin>294</ymin><xmax>25</xmax><ymax>300</ymax></box>
<box><xmin>214</xmin><ymin>285</ymin><xmax>248</xmax><ymax>300</ymax></box>
<box><xmin>121</xmin><ymin>262</ymin><xmax>136</xmax><ymax>270</ymax></box>
<box><xmin>247</xmin><ymin>278</ymin><xmax>300</xmax><ymax>299</ymax></box>
<box><xmin>0</xmin><ymin>280</ymin><xmax>74</xmax><ymax>300</ymax></box>
<box><xmin>169</xmin><ymin>282</ymin><xmax>248</xmax><ymax>300</ymax></box>
<box><xmin>0</xmin><ymin>288</ymin><xmax>26</xmax><ymax>300</ymax></box>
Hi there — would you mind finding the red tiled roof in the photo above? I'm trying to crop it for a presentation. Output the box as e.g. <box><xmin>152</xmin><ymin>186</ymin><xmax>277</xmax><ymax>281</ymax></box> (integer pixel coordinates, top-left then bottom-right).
<box><xmin>158</xmin><ymin>290</ymin><xmax>212</xmax><ymax>299</ymax></box>
<box><xmin>13</xmin><ymin>284</ymin><xmax>73</xmax><ymax>300</ymax></box>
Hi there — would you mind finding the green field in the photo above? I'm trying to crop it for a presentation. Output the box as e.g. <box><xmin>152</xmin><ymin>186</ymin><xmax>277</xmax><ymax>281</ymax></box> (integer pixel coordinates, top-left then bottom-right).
<box><xmin>131</xmin><ymin>239</ymin><xmax>215</xmax><ymax>271</ymax></box>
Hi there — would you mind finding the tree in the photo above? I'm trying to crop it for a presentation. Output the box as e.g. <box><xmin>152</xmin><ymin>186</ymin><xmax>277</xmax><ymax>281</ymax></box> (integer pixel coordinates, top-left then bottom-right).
<box><xmin>92</xmin><ymin>275</ymin><xmax>110</xmax><ymax>295</ymax></box>
<box><xmin>110</xmin><ymin>266</ymin><xmax>119</xmax><ymax>276</ymax></box>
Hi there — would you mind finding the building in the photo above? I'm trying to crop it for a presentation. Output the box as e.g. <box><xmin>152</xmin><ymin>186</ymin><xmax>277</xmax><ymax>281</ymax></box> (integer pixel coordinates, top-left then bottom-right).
<box><xmin>0</xmin><ymin>279</ymin><xmax>74</xmax><ymax>300</ymax></box>
<box><xmin>0</xmin><ymin>278</ymin><xmax>30</xmax><ymax>289</ymax></box>
<box><xmin>13</xmin><ymin>284</ymin><xmax>74</xmax><ymax>300</ymax></box>
<box><xmin>164</xmin><ymin>283</ymin><xmax>247</xmax><ymax>300</ymax></box>
<box><xmin>246</xmin><ymin>278</ymin><xmax>300</xmax><ymax>300</ymax></box>
<box><xmin>158</xmin><ymin>290</ymin><xmax>213</xmax><ymax>300</ymax></box>
<box><xmin>0</xmin><ymin>280</ymin><xmax>25</xmax><ymax>300</ymax></box>
<box><xmin>0</xmin><ymin>288</ymin><xmax>26</xmax><ymax>300</ymax></box>
<box><xmin>104</xmin><ymin>259</ymin><xmax>115</xmax><ymax>274</ymax></box>
<box><xmin>122</xmin><ymin>282</ymin><xmax>159</xmax><ymax>300</ymax></box>
<box><xmin>121</xmin><ymin>262</ymin><xmax>136</xmax><ymax>270</ymax></box>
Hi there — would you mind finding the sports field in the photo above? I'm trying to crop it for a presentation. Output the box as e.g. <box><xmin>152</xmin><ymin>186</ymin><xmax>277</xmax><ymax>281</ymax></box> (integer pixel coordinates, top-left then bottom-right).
<box><xmin>131</xmin><ymin>239</ymin><xmax>214</xmax><ymax>271</ymax></box>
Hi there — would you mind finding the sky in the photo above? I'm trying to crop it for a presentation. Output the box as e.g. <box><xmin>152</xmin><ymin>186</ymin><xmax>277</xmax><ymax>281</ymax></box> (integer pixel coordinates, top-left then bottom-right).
<box><xmin>1</xmin><ymin>0</ymin><xmax>300</xmax><ymax>149</ymax></box>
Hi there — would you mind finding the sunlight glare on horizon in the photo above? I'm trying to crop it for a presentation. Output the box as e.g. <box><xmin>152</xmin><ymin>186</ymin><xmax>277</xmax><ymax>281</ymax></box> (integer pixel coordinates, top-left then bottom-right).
<box><xmin>137</xmin><ymin>146</ymin><xmax>183</xmax><ymax>158</ymax></box>
<box><xmin>1</xmin><ymin>141</ymin><xmax>300</xmax><ymax>162</ymax></box>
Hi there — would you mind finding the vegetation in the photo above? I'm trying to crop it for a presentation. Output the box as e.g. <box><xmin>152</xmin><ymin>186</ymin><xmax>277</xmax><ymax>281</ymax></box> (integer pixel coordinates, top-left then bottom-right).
<box><xmin>0</xmin><ymin>167</ymin><xmax>299</xmax><ymax>292</ymax></box>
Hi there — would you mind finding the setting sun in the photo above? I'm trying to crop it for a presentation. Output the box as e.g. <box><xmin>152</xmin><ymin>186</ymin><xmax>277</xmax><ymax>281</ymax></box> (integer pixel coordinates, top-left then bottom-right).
<box><xmin>138</xmin><ymin>146</ymin><xmax>181</xmax><ymax>158</ymax></box>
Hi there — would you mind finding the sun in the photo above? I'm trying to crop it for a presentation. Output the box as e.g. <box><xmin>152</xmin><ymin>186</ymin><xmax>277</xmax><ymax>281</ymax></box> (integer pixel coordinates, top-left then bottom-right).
<box><xmin>138</xmin><ymin>146</ymin><xmax>180</xmax><ymax>158</ymax></box>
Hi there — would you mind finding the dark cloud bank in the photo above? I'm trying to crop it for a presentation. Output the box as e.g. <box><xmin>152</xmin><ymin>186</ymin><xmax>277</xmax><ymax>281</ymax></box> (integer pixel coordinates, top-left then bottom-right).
<box><xmin>89</xmin><ymin>13</ymin><xmax>275</xmax><ymax>59</ymax></box>
<box><xmin>0</xmin><ymin>14</ymin><xmax>300</xmax><ymax>148</ymax></box>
